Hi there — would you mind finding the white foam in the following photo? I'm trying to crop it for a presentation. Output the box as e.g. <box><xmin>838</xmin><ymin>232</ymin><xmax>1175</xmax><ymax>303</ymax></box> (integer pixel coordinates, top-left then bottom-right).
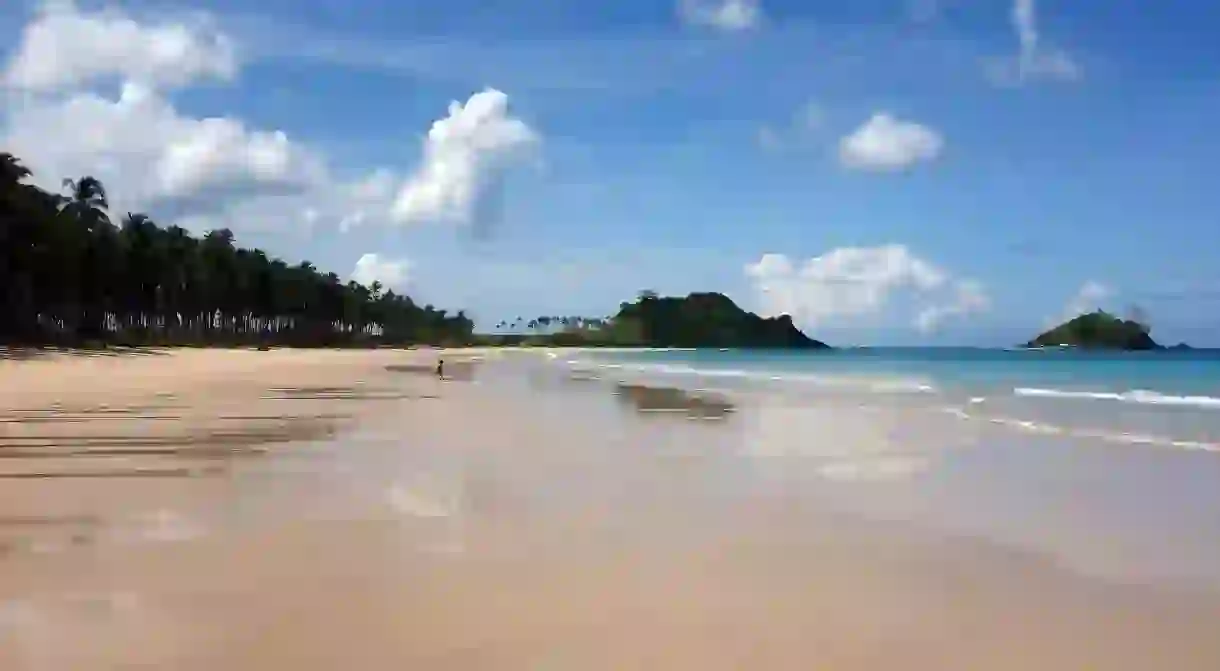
<box><xmin>1014</xmin><ymin>387</ymin><xmax>1220</xmax><ymax>410</ymax></box>
<box><xmin>987</xmin><ymin>417</ymin><xmax>1063</xmax><ymax>435</ymax></box>
<box><xmin>584</xmin><ymin>361</ymin><xmax>937</xmax><ymax>395</ymax></box>
<box><xmin>977</xmin><ymin>414</ymin><xmax>1220</xmax><ymax>453</ymax></box>
<box><xmin>1069</xmin><ymin>428</ymin><xmax>1220</xmax><ymax>453</ymax></box>
<box><xmin>942</xmin><ymin>407</ymin><xmax>971</xmax><ymax>420</ymax></box>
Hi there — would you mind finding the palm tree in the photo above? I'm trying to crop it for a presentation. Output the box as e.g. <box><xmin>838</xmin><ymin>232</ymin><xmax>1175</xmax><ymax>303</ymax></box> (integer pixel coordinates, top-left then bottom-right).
<box><xmin>61</xmin><ymin>176</ymin><xmax>110</xmax><ymax>229</ymax></box>
<box><xmin>0</xmin><ymin>152</ymin><xmax>31</xmax><ymax>189</ymax></box>
<box><xmin>0</xmin><ymin>151</ymin><xmax>476</xmax><ymax>347</ymax></box>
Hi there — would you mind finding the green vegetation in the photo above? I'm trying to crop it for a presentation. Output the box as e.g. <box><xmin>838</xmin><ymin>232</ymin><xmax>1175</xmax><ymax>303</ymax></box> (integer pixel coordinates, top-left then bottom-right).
<box><xmin>486</xmin><ymin>291</ymin><xmax>828</xmax><ymax>349</ymax></box>
<box><xmin>0</xmin><ymin>152</ymin><xmax>473</xmax><ymax>347</ymax></box>
<box><xmin>1026</xmin><ymin>310</ymin><xmax>1160</xmax><ymax>350</ymax></box>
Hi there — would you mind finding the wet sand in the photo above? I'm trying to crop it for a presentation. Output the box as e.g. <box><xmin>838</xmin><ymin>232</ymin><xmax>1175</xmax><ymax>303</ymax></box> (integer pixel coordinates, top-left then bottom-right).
<box><xmin>2</xmin><ymin>348</ymin><xmax>1219</xmax><ymax>669</ymax></box>
<box><xmin>0</xmin><ymin>348</ymin><xmax>442</xmax><ymax>552</ymax></box>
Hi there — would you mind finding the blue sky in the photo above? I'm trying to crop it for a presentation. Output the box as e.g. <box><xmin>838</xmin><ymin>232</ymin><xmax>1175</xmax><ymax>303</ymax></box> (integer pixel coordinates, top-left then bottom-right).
<box><xmin>3</xmin><ymin>0</ymin><xmax>1220</xmax><ymax>345</ymax></box>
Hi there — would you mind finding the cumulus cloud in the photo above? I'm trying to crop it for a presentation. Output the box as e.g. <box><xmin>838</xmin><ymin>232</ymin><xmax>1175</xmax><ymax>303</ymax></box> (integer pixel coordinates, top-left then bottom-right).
<box><xmin>986</xmin><ymin>0</ymin><xmax>1081</xmax><ymax>85</ymax></box>
<box><xmin>838</xmin><ymin>113</ymin><xmax>943</xmax><ymax>172</ymax></box>
<box><xmin>390</xmin><ymin>88</ymin><xmax>538</xmax><ymax>230</ymax></box>
<box><xmin>0</xmin><ymin>3</ymin><xmax>539</xmax><ymax>238</ymax></box>
<box><xmin>744</xmin><ymin>244</ymin><xmax>988</xmax><ymax>331</ymax></box>
<box><xmin>915</xmin><ymin>279</ymin><xmax>990</xmax><ymax>333</ymax></box>
<box><xmin>677</xmin><ymin>0</ymin><xmax>763</xmax><ymax>32</ymax></box>
<box><xmin>0</xmin><ymin>2</ymin><xmax>322</xmax><ymax>222</ymax></box>
<box><xmin>351</xmin><ymin>253</ymin><xmax>410</xmax><ymax>289</ymax></box>
<box><xmin>3</xmin><ymin>81</ymin><xmax>325</xmax><ymax>214</ymax></box>
<box><xmin>4</xmin><ymin>0</ymin><xmax>237</xmax><ymax>92</ymax></box>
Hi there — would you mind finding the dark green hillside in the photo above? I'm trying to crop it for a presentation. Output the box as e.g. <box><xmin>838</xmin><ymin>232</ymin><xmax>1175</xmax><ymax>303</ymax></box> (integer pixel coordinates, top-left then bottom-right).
<box><xmin>1026</xmin><ymin>310</ymin><xmax>1159</xmax><ymax>350</ymax></box>
<box><xmin>607</xmin><ymin>291</ymin><xmax>829</xmax><ymax>349</ymax></box>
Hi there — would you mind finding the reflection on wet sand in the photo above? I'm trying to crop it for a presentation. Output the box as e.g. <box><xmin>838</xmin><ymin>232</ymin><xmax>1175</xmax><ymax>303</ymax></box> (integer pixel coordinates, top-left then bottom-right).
<box><xmin>385</xmin><ymin>357</ymin><xmax>480</xmax><ymax>381</ymax></box>
<box><xmin>0</xmin><ymin>345</ymin><xmax>170</xmax><ymax>362</ymax></box>
<box><xmin>613</xmin><ymin>382</ymin><xmax>736</xmax><ymax>420</ymax></box>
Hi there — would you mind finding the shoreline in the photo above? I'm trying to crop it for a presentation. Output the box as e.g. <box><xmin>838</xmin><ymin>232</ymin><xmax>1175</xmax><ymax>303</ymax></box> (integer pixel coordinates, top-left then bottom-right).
<box><xmin>2</xmin><ymin>349</ymin><xmax>1219</xmax><ymax>669</ymax></box>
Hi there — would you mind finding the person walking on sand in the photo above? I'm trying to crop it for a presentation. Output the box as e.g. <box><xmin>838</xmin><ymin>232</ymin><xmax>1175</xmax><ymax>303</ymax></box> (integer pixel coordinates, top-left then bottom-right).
<box><xmin>436</xmin><ymin>358</ymin><xmax>445</xmax><ymax>379</ymax></box>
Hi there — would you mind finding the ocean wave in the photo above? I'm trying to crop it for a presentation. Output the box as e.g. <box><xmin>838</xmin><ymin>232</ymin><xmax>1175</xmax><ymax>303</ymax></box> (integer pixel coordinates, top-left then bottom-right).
<box><xmin>1014</xmin><ymin>387</ymin><xmax>1220</xmax><ymax>410</ymax></box>
<box><xmin>570</xmin><ymin>360</ymin><xmax>937</xmax><ymax>395</ymax></box>
<box><xmin>942</xmin><ymin>407</ymin><xmax>1220</xmax><ymax>453</ymax></box>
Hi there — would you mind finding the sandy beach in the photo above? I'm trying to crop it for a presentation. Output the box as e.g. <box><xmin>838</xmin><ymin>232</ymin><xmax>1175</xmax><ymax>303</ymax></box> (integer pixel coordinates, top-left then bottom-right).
<box><xmin>2</xmin><ymin>347</ymin><xmax>1219</xmax><ymax>670</ymax></box>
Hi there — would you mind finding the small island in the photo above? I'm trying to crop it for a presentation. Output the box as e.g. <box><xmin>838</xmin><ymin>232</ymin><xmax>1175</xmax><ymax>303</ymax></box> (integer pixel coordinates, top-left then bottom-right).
<box><xmin>488</xmin><ymin>291</ymin><xmax>829</xmax><ymax>349</ymax></box>
<box><xmin>1025</xmin><ymin>310</ymin><xmax>1160</xmax><ymax>351</ymax></box>
<box><xmin>613</xmin><ymin>291</ymin><xmax>828</xmax><ymax>349</ymax></box>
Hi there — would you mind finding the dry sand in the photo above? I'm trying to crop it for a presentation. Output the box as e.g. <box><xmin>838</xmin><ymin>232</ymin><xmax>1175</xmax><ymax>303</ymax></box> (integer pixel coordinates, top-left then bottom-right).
<box><xmin>1</xmin><ymin>347</ymin><xmax>1219</xmax><ymax>670</ymax></box>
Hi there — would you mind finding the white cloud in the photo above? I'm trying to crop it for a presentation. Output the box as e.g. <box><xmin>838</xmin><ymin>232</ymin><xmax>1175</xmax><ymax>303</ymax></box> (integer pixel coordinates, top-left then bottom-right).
<box><xmin>351</xmin><ymin>253</ymin><xmax>410</xmax><ymax>289</ymax></box>
<box><xmin>0</xmin><ymin>3</ymin><xmax>510</xmax><ymax>239</ymax></box>
<box><xmin>337</xmin><ymin>211</ymin><xmax>368</xmax><ymax>233</ymax></box>
<box><xmin>4</xmin><ymin>0</ymin><xmax>237</xmax><ymax>93</ymax></box>
<box><xmin>986</xmin><ymin>0</ymin><xmax>1082</xmax><ymax>85</ymax></box>
<box><xmin>838</xmin><ymin>113</ymin><xmax>943</xmax><ymax>172</ymax></box>
<box><xmin>915</xmin><ymin>279</ymin><xmax>990</xmax><ymax>333</ymax></box>
<box><xmin>3</xmin><ymin>81</ymin><xmax>325</xmax><ymax>214</ymax></box>
<box><xmin>330</xmin><ymin>169</ymin><xmax>397</xmax><ymax>233</ymax></box>
<box><xmin>677</xmin><ymin>0</ymin><xmax>763</xmax><ymax>32</ymax></box>
<box><xmin>757</xmin><ymin>101</ymin><xmax>822</xmax><ymax>152</ymax></box>
<box><xmin>390</xmin><ymin>88</ymin><xmax>538</xmax><ymax>229</ymax></box>
<box><xmin>1054</xmin><ymin>280</ymin><xmax>1112</xmax><ymax>324</ymax></box>
<box><xmin>744</xmin><ymin>244</ymin><xmax>989</xmax><ymax>331</ymax></box>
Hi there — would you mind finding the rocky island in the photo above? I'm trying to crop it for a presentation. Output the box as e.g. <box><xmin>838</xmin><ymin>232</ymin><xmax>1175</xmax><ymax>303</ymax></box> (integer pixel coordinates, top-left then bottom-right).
<box><xmin>1026</xmin><ymin>310</ymin><xmax>1160</xmax><ymax>350</ymax></box>
<box><xmin>610</xmin><ymin>291</ymin><xmax>828</xmax><ymax>349</ymax></box>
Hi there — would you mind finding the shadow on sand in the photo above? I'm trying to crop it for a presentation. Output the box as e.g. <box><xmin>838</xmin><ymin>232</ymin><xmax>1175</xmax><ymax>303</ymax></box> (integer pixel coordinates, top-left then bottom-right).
<box><xmin>613</xmin><ymin>383</ymin><xmax>736</xmax><ymax>420</ymax></box>
<box><xmin>0</xmin><ymin>345</ymin><xmax>171</xmax><ymax>361</ymax></box>
<box><xmin>385</xmin><ymin>360</ymin><xmax>479</xmax><ymax>381</ymax></box>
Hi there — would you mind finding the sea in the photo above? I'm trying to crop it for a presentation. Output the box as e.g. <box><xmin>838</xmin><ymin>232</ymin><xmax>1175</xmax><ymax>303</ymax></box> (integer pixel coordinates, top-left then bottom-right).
<box><xmin>546</xmin><ymin>346</ymin><xmax>1220</xmax><ymax>590</ymax></box>
<box><xmin>569</xmin><ymin>347</ymin><xmax>1220</xmax><ymax>447</ymax></box>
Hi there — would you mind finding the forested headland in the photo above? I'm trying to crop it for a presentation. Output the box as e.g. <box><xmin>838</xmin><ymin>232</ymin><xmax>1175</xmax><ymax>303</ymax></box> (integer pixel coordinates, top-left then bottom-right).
<box><xmin>486</xmin><ymin>291</ymin><xmax>828</xmax><ymax>349</ymax></box>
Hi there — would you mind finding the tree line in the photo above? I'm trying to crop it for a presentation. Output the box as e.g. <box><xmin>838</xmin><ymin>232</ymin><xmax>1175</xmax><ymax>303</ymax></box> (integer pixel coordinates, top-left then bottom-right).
<box><xmin>494</xmin><ymin>315</ymin><xmax>610</xmax><ymax>333</ymax></box>
<box><xmin>0</xmin><ymin>152</ymin><xmax>473</xmax><ymax>347</ymax></box>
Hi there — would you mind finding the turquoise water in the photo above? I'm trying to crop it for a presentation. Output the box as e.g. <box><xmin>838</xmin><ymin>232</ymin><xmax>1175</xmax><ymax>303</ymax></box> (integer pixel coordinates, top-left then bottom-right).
<box><xmin>578</xmin><ymin>347</ymin><xmax>1220</xmax><ymax>400</ymax></box>
<box><xmin>569</xmin><ymin>347</ymin><xmax>1220</xmax><ymax>448</ymax></box>
<box><xmin>551</xmin><ymin>347</ymin><xmax>1220</xmax><ymax>587</ymax></box>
